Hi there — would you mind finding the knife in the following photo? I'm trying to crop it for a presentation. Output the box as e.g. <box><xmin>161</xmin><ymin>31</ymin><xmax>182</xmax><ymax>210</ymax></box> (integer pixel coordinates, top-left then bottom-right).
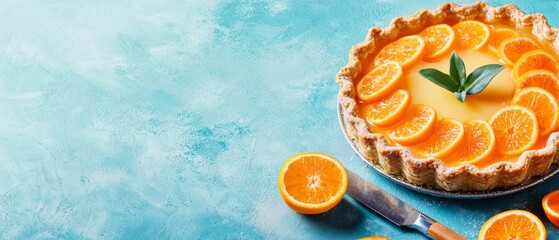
<box><xmin>346</xmin><ymin>170</ymin><xmax>466</xmax><ymax>240</ymax></box>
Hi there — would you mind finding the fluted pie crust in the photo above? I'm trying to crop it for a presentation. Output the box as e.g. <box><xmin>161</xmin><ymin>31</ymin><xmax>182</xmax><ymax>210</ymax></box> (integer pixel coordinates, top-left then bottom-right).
<box><xmin>337</xmin><ymin>2</ymin><xmax>559</xmax><ymax>191</ymax></box>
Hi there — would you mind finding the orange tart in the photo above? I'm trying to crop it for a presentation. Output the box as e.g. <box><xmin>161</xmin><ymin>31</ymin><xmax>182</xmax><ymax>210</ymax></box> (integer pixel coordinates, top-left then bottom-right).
<box><xmin>336</xmin><ymin>2</ymin><xmax>559</xmax><ymax>191</ymax></box>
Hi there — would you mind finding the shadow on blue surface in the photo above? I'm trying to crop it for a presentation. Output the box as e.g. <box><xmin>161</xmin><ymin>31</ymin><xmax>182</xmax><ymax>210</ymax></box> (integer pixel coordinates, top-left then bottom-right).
<box><xmin>303</xmin><ymin>197</ymin><xmax>363</xmax><ymax>230</ymax></box>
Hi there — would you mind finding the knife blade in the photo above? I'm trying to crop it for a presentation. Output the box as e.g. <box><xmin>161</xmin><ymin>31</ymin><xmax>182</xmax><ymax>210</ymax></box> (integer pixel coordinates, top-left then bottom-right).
<box><xmin>346</xmin><ymin>170</ymin><xmax>466</xmax><ymax>240</ymax></box>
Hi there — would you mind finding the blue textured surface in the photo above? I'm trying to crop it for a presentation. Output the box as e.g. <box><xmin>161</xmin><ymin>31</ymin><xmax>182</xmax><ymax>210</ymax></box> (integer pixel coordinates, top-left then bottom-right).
<box><xmin>1</xmin><ymin>0</ymin><xmax>559</xmax><ymax>239</ymax></box>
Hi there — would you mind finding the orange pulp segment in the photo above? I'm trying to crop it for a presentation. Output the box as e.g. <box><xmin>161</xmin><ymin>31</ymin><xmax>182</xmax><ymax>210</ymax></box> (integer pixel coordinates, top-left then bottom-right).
<box><xmin>515</xmin><ymin>70</ymin><xmax>559</xmax><ymax>99</ymax></box>
<box><xmin>415</xmin><ymin>119</ymin><xmax>464</xmax><ymax>158</ymax></box>
<box><xmin>487</xmin><ymin>27</ymin><xmax>520</xmax><ymax>53</ymax></box>
<box><xmin>513</xmin><ymin>49</ymin><xmax>559</xmax><ymax>80</ymax></box>
<box><xmin>278</xmin><ymin>152</ymin><xmax>348</xmax><ymax>215</ymax></box>
<box><xmin>388</xmin><ymin>104</ymin><xmax>436</xmax><ymax>145</ymax></box>
<box><xmin>357</xmin><ymin>62</ymin><xmax>403</xmax><ymax>102</ymax></box>
<box><xmin>497</xmin><ymin>37</ymin><xmax>540</xmax><ymax>66</ymax></box>
<box><xmin>489</xmin><ymin>105</ymin><xmax>539</xmax><ymax>156</ymax></box>
<box><xmin>542</xmin><ymin>190</ymin><xmax>559</xmax><ymax>228</ymax></box>
<box><xmin>478</xmin><ymin>210</ymin><xmax>546</xmax><ymax>240</ymax></box>
<box><xmin>373</xmin><ymin>35</ymin><xmax>425</xmax><ymax>69</ymax></box>
<box><xmin>449</xmin><ymin>120</ymin><xmax>495</xmax><ymax>165</ymax></box>
<box><xmin>452</xmin><ymin>20</ymin><xmax>490</xmax><ymax>50</ymax></box>
<box><xmin>512</xmin><ymin>87</ymin><xmax>559</xmax><ymax>136</ymax></box>
<box><xmin>363</xmin><ymin>89</ymin><xmax>410</xmax><ymax>127</ymax></box>
<box><xmin>418</xmin><ymin>24</ymin><xmax>455</xmax><ymax>61</ymax></box>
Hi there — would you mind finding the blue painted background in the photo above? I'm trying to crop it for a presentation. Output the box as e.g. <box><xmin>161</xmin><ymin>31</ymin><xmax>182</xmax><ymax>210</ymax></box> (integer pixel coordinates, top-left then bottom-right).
<box><xmin>1</xmin><ymin>0</ymin><xmax>559</xmax><ymax>239</ymax></box>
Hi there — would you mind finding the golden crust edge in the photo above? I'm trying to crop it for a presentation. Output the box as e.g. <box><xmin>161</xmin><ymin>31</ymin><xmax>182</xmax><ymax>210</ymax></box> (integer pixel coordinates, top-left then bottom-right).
<box><xmin>336</xmin><ymin>1</ymin><xmax>559</xmax><ymax>191</ymax></box>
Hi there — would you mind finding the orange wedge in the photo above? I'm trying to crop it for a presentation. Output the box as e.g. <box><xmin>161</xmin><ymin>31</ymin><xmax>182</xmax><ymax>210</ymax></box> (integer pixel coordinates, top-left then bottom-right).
<box><xmin>388</xmin><ymin>104</ymin><xmax>437</xmax><ymax>145</ymax></box>
<box><xmin>373</xmin><ymin>35</ymin><xmax>425</xmax><ymax>69</ymax></box>
<box><xmin>514</xmin><ymin>69</ymin><xmax>559</xmax><ymax>99</ymax></box>
<box><xmin>418</xmin><ymin>24</ymin><xmax>455</xmax><ymax>61</ymax></box>
<box><xmin>451</xmin><ymin>120</ymin><xmax>495</xmax><ymax>164</ymax></box>
<box><xmin>512</xmin><ymin>87</ymin><xmax>559</xmax><ymax>137</ymax></box>
<box><xmin>487</xmin><ymin>27</ymin><xmax>520</xmax><ymax>53</ymax></box>
<box><xmin>363</xmin><ymin>89</ymin><xmax>410</xmax><ymax>127</ymax></box>
<box><xmin>357</xmin><ymin>62</ymin><xmax>403</xmax><ymax>102</ymax></box>
<box><xmin>452</xmin><ymin>20</ymin><xmax>490</xmax><ymax>50</ymax></box>
<box><xmin>489</xmin><ymin>105</ymin><xmax>539</xmax><ymax>156</ymax></box>
<box><xmin>278</xmin><ymin>152</ymin><xmax>348</xmax><ymax>215</ymax></box>
<box><xmin>497</xmin><ymin>37</ymin><xmax>540</xmax><ymax>66</ymax></box>
<box><xmin>415</xmin><ymin>119</ymin><xmax>464</xmax><ymax>158</ymax></box>
<box><xmin>542</xmin><ymin>190</ymin><xmax>559</xmax><ymax>228</ymax></box>
<box><xmin>478</xmin><ymin>210</ymin><xmax>546</xmax><ymax>240</ymax></box>
<box><xmin>512</xmin><ymin>49</ymin><xmax>559</xmax><ymax>80</ymax></box>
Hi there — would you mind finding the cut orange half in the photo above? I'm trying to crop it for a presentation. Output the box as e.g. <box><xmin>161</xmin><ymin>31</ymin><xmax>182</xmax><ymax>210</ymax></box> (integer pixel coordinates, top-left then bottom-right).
<box><xmin>450</xmin><ymin>120</ymin><xmax>495</xmax><ymax>164</ymax></box>
<box><xmin>512</xmin><ymin>49</ymin><xmax>559</xmax><ymax>80</ymax></box>
<box><xmin>452</xmin><ymin>20</ymin><xmax>490</xmax><ymax>50</ymax></box>
<box><xmin>278</xmin><ymin>152</ymin><xmax>348</xmax><ymax>215</ymax></box>
<box><xmin>357</xmin><ymin>62</ymin><xmax>403</xmax><ymax>102</ymax></box>
<box><xmin>363</xmin><ymin>89</ymin><xmax>410</xmax><ymax>127</ymax></box>
<box><xmin>478</xmin><ymin>210</ymin><xmax>546</xmax><ymax>240</ymax></box>
<box><xmin>418</xmin><ymin>24</ymin><xmax>455</xmax><ymax>61</ymax></box>
<box><xmin>389</xmin><ymin>104</ymin><xmax>437</xmax><ymax>145</ymax></box>
<box><xmin>512</xmin><ymin>87</ymin><xmax>559</xmax><ymax>137</ymax></box>
<box><xmin>489</xmin><ymin>105</ymin><xmax>539</xmax><ymax>156</ymax></box>
<box><xmin>542</xmin><ymin>190</ymin><xmax>559</xmax><ymax>228</ymax></box>
<box><xmin>497</xmin><ymin>37</ymin><xmax>540</xmax><ymax>66</ymax></box>
<box><xmin>373</xmin><ymin>35</ymin><xmax>425</xmax><ymax>69</ymax></box>
<box><xmin>415</xmin><ymin>119</ymin><xmax>464</xmax><ymax>158</ymax></box>
<box><xmin>487</xmin><ymin>27</ymin><xmax>520</xmax><ymax>53</ymax></box>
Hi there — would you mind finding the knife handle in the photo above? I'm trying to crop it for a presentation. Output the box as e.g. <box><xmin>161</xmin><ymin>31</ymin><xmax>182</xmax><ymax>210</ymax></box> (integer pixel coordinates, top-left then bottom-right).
<box><xmin>427</xmin><ymin>222</ymin><xmax>467</xmax><ymax>240</ymax></box>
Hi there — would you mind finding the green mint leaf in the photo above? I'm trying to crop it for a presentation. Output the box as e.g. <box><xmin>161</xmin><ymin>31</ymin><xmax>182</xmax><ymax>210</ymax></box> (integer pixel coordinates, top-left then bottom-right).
<box><xmin>418</xmin><ymin>68</ymin><xmax>459</xmax><ymax>93</ymax></box>
<box><xmin>454</xmin><ymin>91</ymin><xmax>466</xmax><ymax>103</ymax></box>
<box><xmin>449</xmin><ymin>51</ymin><xmax>466</xmax><ymax>87</ymax></box>
<box><xmin>465</xmin><ymin>64</ymin><xmax>505</xmax><ymax>94</ymax></box>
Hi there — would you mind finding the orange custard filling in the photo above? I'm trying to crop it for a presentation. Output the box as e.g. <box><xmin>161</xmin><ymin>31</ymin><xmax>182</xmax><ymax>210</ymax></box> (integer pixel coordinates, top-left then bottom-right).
<box><xmin>356</xmin><ymin>22</ymin><xmax>559</xmax><ymax>167</ymax></box>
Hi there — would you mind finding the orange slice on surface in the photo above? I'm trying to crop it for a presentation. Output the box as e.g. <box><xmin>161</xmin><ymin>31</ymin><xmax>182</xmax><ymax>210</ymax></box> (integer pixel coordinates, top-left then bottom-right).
<box><xmin>512</xmin><ymin>87</ymin><xmax>559</xmax><ymax>137</ymax></box>
<box><xmin>450</xmin><ymin>120</ymin><xmax>495</xmax><ymax>164</ymax></box>
<box><xmin>357</xmin><ymin>62</ymin><xmax>403</xmax><ymax>102</ymax></box>
<box><xmin>278</xmin><ymin>152</ymin><xmax>348</xmax><ymax>215</ymax></box>
<box><xmin>478</xmin><ymin>210</ymin><xmax>546</xmax><ymax>240</ymax></box>
<box><xmin>415</xmin><ymin>119</ymin><xmax>464</xmax><ymax>158</ymax></box>
<box><xmin>542</xmin><ymin>190</ymin><xmax>559</xmax><ymax>228</ymax></box>
<box><xmin>497</xmin><ymin>37</ymin><xmax>540</xmax><ymax>66</ymax></box>
<box><xmin>514</xmin><ymin>69</ymin><xmax>559</xmax><ymax>98</ymax></box>
<box><xmin>452</xmin><ymin>20</ymin><xmax>490</xmax><ymax>50</ymax></box>
<box><xmin>388</xmin><ymin>104</ymin><xmax>436</xmax><ymax>145</ymax></box>
<box><xmin>487</xmin><ymin>27</ymin><xmax>520</xmax><ymax>53</ymax></box>
<box><xmin>489</xmin><ymin>105</ymin><xmax>539</xmax><ymax>156</ymax></box>
<box><xmin>512</xmin><ymin>49</ymin><xmax>559</xmax><ymax>80</ymax></box>
<box><xmin>373</xmin><ymin>35</ymin><xmax>425</xmax><ymax>69</ymax></box>
<box><xmin>418</xmin><ymin>24</ymin><xmax>455</xmax><ymax>61</ymax></box>
<box><xmin>363</xmin><ymin>89</ymin><xmax>410</xmax><ymax>127</ymax></box>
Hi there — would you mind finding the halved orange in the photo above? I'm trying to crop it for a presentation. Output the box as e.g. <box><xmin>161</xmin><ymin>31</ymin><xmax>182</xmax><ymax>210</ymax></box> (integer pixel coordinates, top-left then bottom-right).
<box><xmin>452</xmin><ymin>20</ymin><xmax>490</xmax><ymax>50</ymax></box>
<box><xmin>415</xmin><ymin>119</ymin><xmax>464</xmax><ymax>158</ymax></box>
<box><xmin>450</xmin><ymin>120</ymin><xmax>495</xmax><ymax>164</ymax></box>
<box><xmin>418</xmin><ymin>24</ymin><xmax>455</xmax><ymax>61</ymax></box>
<box><xmin>363</xmin><ymin>89</ymin><xmax>410</xmax><ymax>127</ymax></box>
<box><xmin>357</xmin><ymin>62</ymin><xmax>403</xmax><ymax>102</ymax></box>
<box><xmin>373</xmin><ymin>35</ymin><xmax>425</xmax><ymax>69</ymax></box>
<box><xmin>542</xmin><ymin>190</ymin><xmax>559</xmax><ymax>228</ymax></box>
<box><xmin>278</xmin><ymin>152</ymin><xmax>348</xmax><ymax>215</ymax></box>
<box><xmin>512</xmin><ymin>49</ymin><xmax>559</xmax><ymax>80</ymax></box>
<box><xmin>388</xmin><ymin>104</ymin><xmax>437</xmax><ymax>145</ymax></box>
<box><xmin>489</xmin><ymin>105</ymin><xmax>539</xmax><ymax>156</ymax></box>
<box><xmin>478</xmin><ymin>210</ymin><xmax>546</xmax><ymax>240</ymax></box>
<box><xmin>486</xmin><ymin>27</ymin><xmax>520</xmax><ymax>53</ymax></box>
<box><xmin>497</xmin><ymin>37</ymin><xmax>540</xmax><ymax>66</ymax></box>
<box><xmin>512</xmin><ymin>87</ymin><xmax>559</xmax><ymax>137</ymax></box>
<box><xmin>514</xmin><ymin>69</ymin><xmax>559</xmax><ymax>99</ymax></box>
